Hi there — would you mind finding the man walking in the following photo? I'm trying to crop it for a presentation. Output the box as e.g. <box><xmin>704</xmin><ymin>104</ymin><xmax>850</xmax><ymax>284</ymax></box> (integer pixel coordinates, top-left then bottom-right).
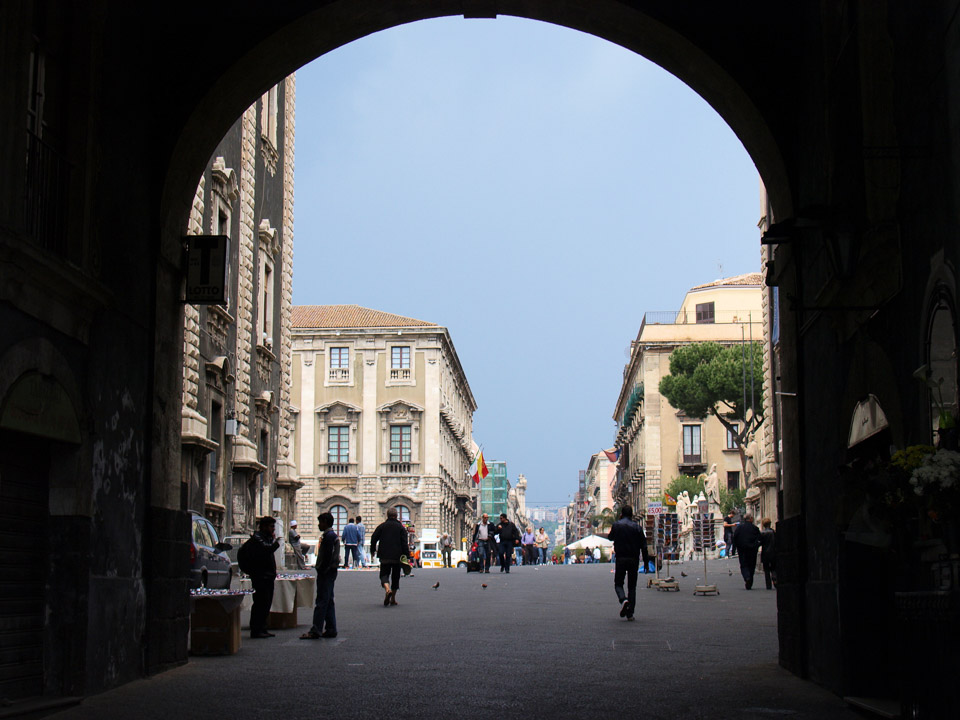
<box><xmin>759</xmin><ymin>517</ymin><xmax>777</xmax><ymax>590</ymax></box>
<box><xmin>342</xmin><ymin>517</ymin><xmax>359</xmax><ymax>568</ymax></box>
<box><xmin>300</xmin><ymin>511</ymin><xmax>339</xmax><ymax>639</ymax></box>
<box><xmin>370</xmin><ymin>507</ymin><xmax>409</xmax><ymax>606</ymax></box>
<box><xmin>496</xmin><ymin>513</ymin><xmax>520</xmax><ymax>573</ymax></box>
<box><xmin>472</xmin><ymin>513</ymin><xmax>496</xmax><ymax>573</ymax></box>
<box><xmin>440</xmin><ymin>531</ymin><xmax>453</xmax><ymax>568</ymax></box>
<box><xmin>607</xmin><ymin>506</ymin><xmax>652</xmax><ymax>621</ymax></box>
<box><xmin>355</xmin><ymin>515</ymin><xmax>366</xmax><ymax>568</ymax></box>
<box><xmin>733</xmin><ymin>513</ymin><xmax>761</xmax><ymax>589</ymax></box>
<box><xmin>723</xmin><ymin>511</ymin><xmax>738</xmax><ymax>557</ymax></box>
<box><xmin>240</xmin><ymin>516</ymin><xmax>280</xmax><ymax>638</ymax></box>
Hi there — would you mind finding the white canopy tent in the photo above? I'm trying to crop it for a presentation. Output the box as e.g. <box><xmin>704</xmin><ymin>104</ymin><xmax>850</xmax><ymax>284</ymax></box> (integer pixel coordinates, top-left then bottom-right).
<box><xmin>565</xmin><ymin>534</ymin><xmax>613</xmax><ymax>550</ymax></box>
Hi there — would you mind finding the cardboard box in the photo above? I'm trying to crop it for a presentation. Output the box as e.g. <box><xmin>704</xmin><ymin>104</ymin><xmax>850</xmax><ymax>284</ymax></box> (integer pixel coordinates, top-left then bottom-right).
<box><xmin>190</xmin><ymin>597</ymin><xmax>241</xmax><ymax>655</ymax></box>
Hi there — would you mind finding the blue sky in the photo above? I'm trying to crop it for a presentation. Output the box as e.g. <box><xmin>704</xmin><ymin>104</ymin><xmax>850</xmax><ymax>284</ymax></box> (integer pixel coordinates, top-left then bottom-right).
<box><xmin>292</xmin><ymin>16</ymin><xmax>760</xmax><ymax>507</ymax></box>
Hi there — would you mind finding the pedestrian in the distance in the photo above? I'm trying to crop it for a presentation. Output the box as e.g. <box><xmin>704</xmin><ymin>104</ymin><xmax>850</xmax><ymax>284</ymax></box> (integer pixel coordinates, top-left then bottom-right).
<box><xmin>288</xmin><ymin>519</ymin><xmax>306</xmax><ymax>570</ymax></box>
<box><xmin>301</xmin><ymin>511</ymin><xmax>339</xmax><ymax>639</ymax></box>
<box><xmin>342</xmin><ymin>517</ymin><xmax>359</xmax><ymax>568</ymax></box>
<box><xmin>535</xmin><ymin>527</ymin><xmax>550</xmax><ymax>565</ymax></box>
<box><xmin>472</xmin><ymin>513</ymin><xmax>496</xmax><ymax>573</ymax></box>
<box><xmin>496</xmin><ymin>513</ymin><xmax>520</xmax><ymax>573</ymax></box>
<box><xmin>355</xmin><ymin>515</ymin><xmax>366</xmax><ymax>568</ymax></box>
<box><xmin>607</xmin><ymin>506</ymin><xmax>652</xmax><ymax>621</ymax></box>
<box><xmin>239</xmin><ymin>516</ymin><xmax>280</xmax><ymax>639</ymax></box>
<box><xmin>732</xmin><ymin>513</ymin><xmax>761</xmax><ymax>589</ymax></box>
<box><xmin>370</xmin><ymin>507</ymin><xmax>409</xmax><ymax>606</ymax></box>
<box><xmin>759</xmin><ymin>517</ymin><xmax>777</xmax><ymax>589</ymax></box>
<box><xmin>723</xmin><ymin>511</ymin><xmax>738</xmax><ymax>558</ymax></box>
<box><xmin>521</xmin><ymin>526</ymin><xmax>536</xmax><ymax>565</ymax></box>
<box><xmin>440</xmin><ymin>531</ymin><xmax>453</xmax><ymax>568</ymax></box>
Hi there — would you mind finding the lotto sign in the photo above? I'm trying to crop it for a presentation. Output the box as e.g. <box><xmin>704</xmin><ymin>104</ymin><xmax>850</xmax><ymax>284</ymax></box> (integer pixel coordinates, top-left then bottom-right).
<box><xmin>647</xmin><ymin>502</ymin><xmax>663</xmax><ymax>515</ymax></box>
<box><xmin>184</xmin><ymin>235</ymin><xmax>229</xmax><ymax>304</ymax></box>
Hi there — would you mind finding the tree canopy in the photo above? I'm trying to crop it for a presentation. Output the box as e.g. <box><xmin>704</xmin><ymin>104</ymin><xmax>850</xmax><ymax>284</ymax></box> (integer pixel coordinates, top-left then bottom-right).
<box><xmin>659</xmin><ymin>342</ymin><xmax>763</xmax><ymax>424</ymax></box>
<box><xmin>659</xmin><ymin>341</ymin><xmax>764</xmax><ymax>475</ymax></box>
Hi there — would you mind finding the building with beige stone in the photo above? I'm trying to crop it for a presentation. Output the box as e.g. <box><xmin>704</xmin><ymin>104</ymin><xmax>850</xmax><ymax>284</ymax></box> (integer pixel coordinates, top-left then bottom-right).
<box><xmin>612</xmin><ymin>274</ymin><xmax>765</xmax><ymax>516</ymax></box>
<box><xmin>584</xmin><ymin>451</ymin><xmax>617</xmax><ymax>521</ymax></box>
<box><xmin>289</xmin><ymin>305</ymin><xmax>477</xmax><ymax>552</ymax></box>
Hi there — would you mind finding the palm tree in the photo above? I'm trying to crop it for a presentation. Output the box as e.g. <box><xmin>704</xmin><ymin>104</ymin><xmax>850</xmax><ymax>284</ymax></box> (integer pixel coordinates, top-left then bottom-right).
<box><xmin>593</xmin><ymin>507</ymin><xmax>617</xmax><ymax>534</ymax></box>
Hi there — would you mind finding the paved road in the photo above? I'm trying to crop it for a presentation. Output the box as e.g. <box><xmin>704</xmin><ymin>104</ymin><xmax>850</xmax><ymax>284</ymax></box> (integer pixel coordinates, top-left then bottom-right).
<box><xmin>50</xmin><ymin>560</ymin><xmax>861</xmax><ymax>720</ymax></box>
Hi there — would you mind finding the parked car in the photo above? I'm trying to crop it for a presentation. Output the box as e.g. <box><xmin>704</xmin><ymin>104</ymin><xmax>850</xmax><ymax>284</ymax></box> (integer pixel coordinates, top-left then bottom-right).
<box><xmin>189</xmin><ymin>511</ymin><xmax>233</xmax><ymax>589</ymax></box>
<box><xmin>221</xmin><ymin>533</ymin><xmax>249</xmax><ymax>576</ymax></box>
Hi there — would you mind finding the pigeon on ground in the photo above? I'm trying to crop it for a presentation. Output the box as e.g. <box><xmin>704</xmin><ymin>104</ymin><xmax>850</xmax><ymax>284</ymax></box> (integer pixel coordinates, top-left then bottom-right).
<box><xmin>481</xmin><ymin>584</ymin><xmax>487</xmax><ymax>588</ymax></box>
<box><xmin>728</xmin><ymin>569</ymin><xmax>733</xmax><ymax>576</ymax></box>
<box><xmin>432</xmin><ymin>582</ymin><xmax>440</xmax><ymax>589</ymax></box>
<box><xmin>680</xmin><ymin>571</ymin><xmax>688</xmax><ymax>577</ymax></box>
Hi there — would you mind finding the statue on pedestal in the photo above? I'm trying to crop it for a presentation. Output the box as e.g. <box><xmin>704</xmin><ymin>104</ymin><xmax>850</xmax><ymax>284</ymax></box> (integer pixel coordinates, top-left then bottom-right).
<box><xmin>744</xmin><ymin>439</ymin><xmax>760</xmax><ymax>483</ymax></box>
<box><xmin>704</xmin><ymin>463</ymin><xmax>720</xmax><ymax>513</ymax></box>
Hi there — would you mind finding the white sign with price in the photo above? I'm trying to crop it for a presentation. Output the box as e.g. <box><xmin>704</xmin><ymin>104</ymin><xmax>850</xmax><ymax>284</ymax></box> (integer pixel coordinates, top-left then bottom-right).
<box><xmin>646</xmin><ymin>502</ymin><xmax>663</xmax><ymax>515</ymax></box>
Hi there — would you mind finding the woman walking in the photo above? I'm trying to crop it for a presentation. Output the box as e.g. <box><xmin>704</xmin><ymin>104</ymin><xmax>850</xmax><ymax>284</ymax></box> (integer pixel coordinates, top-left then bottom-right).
<box><xmin>535</xmin><ymin>527</ymin><xmax>550</xmax><ymax>565</ymax></box>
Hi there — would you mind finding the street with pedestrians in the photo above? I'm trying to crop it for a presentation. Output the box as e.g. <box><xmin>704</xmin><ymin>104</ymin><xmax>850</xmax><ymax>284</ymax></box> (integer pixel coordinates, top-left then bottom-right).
<box><xmin>49</xmin><ymin>560</ymin><xmax>860</xmax><ymax>720</ymax></box>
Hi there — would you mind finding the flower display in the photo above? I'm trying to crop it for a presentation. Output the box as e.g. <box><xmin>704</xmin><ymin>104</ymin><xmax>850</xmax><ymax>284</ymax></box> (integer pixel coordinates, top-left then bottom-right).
<box><xmin>909</xmin><ymin>449</ymin><xmax>960</xmax><ymax>496</ymax></box>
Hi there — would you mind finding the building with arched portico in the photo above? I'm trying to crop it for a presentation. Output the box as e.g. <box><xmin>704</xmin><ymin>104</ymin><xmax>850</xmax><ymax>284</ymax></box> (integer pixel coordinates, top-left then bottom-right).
<box><xmin>289</xmin><ymin>305</ymin><xmax>477</xmax><ymax>554</ymax></box>
<box><xmin>2</xmin><ymin>1</ymin><xmax>960</xmax><ymax>713</ymax></box>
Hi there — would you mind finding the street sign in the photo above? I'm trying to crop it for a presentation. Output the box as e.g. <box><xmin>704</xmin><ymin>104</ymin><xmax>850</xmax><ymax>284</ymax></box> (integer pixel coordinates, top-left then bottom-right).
<box><xmin>184</xmin><ymin>235</ymin><xmax>229</xmax><ymax>304</ymax></box>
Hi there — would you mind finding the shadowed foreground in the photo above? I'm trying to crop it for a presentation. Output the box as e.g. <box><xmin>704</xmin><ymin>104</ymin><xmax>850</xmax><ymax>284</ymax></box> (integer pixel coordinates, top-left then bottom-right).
<box><xmin>51</xmin><ymin>561</ymin><xmax>858</xmax><ymax>720</ymax></box>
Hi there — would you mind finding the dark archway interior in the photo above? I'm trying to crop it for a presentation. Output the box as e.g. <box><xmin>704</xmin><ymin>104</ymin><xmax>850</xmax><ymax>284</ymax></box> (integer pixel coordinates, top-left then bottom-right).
<box><xmin>2</xmin><ymin>1</ymin><xmax>959</xmax><ymax>714</ymax></box>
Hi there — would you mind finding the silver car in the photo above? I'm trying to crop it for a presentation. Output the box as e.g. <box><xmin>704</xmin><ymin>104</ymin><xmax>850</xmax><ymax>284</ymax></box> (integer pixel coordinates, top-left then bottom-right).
<box><xmin>189</xmin><ymin>512</ymin><xmax>233</xmax><ymax>589</ymax></box>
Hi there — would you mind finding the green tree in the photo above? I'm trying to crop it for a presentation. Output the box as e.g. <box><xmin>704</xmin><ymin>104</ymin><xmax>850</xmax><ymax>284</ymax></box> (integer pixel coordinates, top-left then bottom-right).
<box><xmin>719</xmin><ymin>486</ymin><xmax>746</xmax><ymax>515</ymax></box>
<box><xmin>665</xmin><ymin>474</ymin><xmax>705</xmax><ymax>502</ymax></box>
<box><xmin>590</xmin><ymin>507</ymin><xmax>617</xmax><ymax>533</ymax></box>
<box><xmin>658</xmin><ymin>341</ymin><xmax>764</xmax><ymax>482</ymax></box>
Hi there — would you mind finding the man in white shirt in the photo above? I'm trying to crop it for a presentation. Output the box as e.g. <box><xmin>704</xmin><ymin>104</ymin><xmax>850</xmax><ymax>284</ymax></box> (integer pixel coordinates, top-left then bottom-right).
<box><xmin>472</xmin><ymin>513</ymin><xmax>496</xmax><ymax>574</ymax></box>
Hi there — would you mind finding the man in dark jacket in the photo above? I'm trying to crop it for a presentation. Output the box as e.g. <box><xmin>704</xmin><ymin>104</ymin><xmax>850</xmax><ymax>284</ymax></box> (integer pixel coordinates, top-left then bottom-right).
<box><xmin>301</xmin><ymin>511</ymin><xmax>339</xmax><ymax>639</ymax></box>
<box><xmin>607</xmin><ymin>506</ymin><xmax>652</xmax><ymax>621</ymax></box>
<box><xmin>471</xmin><ymin>513</ymin><xmax>496</xmax><ymax>573</ymax></box>
<box><xmin>732</xmin><ymin>513</ymin><xmax>761</xmax><ymax>589</ymax></box>
<box><xmin>370</xmin><ymin>508</ymin><xmax>409</xmax><ymax>606</ymax></box>
<box><xmin>496</xmin><ymin>513</ymin><xmax>520</xmax><ymax>573</ymax></box>
<box><xmin>244</xmin><ymin>516</ymin><xmax>280</xmax><ymax>638</ymax></box>
<box><xmin>759</xmin><ymin>517</ymin><xmax>777</xmax><ymax>590</ymax></box>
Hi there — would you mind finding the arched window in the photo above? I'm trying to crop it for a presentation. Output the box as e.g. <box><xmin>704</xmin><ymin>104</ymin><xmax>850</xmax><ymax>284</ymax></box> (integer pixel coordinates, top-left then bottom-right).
<box><xmin>395</xmin><ymin>504</ymin><xmax>410</xmax><ymax>524</ymax></box>
<box><xmin>928</xmin><ymin>298</ymin><xmax>958</xmax><ymax>439</ymax></box>
<box><xmin>330</xmin><ymin>504</ymin><xmax>348</xmax><ymax>535</ymax></box>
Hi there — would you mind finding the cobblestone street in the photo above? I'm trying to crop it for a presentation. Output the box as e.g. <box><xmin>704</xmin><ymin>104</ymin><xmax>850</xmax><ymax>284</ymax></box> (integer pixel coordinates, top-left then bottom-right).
<box><xmin>49</xmin><ymin>561</ymin><xmax>859</xmax><ymax>720</ymax></box>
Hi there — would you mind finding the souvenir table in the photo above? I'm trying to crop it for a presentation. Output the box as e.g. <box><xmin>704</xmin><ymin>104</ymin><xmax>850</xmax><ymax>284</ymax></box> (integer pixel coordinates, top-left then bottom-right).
<box><xmin>239</xmin><ymin>573</ymin><xmax>315</xmax><ymax>629</ymax></box>
<box><xmin>189</xmin><ymin>588</ymin><xmax>254</xmax><ymax>655</ymax></box>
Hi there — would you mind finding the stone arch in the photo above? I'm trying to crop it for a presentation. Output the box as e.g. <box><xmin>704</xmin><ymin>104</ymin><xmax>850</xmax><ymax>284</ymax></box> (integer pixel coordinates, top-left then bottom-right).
<box><xmin>161</xmin><ymin>0</ymin><xmax>792</xmax><ymax>258</ymax></box>
<box><xmin>0</xmin><ymin>338</ymin><xmax>88</xmax><ymax>516</ymax></box>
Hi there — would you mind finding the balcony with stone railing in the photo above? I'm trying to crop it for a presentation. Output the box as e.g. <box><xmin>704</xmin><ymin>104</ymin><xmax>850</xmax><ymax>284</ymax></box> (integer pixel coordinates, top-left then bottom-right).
<box><xmin>389</xmin><ymin>367</ymin><xmax>411</xmax><ymax>381</ymax></box>
<box><xmin>328</xmin><ymin>367</ymin><xmax>349</xmax><ymax>383</ymax></box>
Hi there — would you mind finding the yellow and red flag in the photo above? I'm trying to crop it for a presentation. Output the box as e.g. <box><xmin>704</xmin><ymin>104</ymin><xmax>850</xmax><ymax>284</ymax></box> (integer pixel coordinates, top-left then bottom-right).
<box><xmin>664</xmin><ymin>492</ymin><xmax>677</xmax><ymax>505</ymax></box>
<box><xmin>470</xmin><ymin>450</ymin><xmax>489</xmax><ymax>485</ymax></box>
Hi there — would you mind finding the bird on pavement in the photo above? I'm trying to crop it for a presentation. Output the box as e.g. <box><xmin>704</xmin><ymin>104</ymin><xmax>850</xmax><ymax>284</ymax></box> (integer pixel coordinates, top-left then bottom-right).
<box><xmin>728</xmin><ymin>569</ymin><xmax>733</xmax><ymax>576</ymax></box>
<box><xmin>432</xmin><ymin>582</ymin><xmax>440</xmax><ymax>589</ymax></box>
<box><xmin>481</xmin><ymin>584</ymin><xmax>487</xmax><ymax>589</ymax></box>
<box><xmin>680</xmin><ymin>571</ymin><xmax>688</xmax><ymax>577</ymax></box>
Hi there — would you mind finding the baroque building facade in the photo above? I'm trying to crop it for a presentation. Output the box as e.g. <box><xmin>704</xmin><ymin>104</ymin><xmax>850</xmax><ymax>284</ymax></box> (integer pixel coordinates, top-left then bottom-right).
<box><xmin>612</xmin><ymin>274</ymin><xmax>765</xmax><ymax>515</ymax></box>
<box><xmin>181</xmin><ymin>77</ymin><xmax>298</xmax><ymax>537</ymax></box>
<box><xmin>290</xmin><ymin>306</ymin><xmax>476</xmax><ymax>551</ymax></box>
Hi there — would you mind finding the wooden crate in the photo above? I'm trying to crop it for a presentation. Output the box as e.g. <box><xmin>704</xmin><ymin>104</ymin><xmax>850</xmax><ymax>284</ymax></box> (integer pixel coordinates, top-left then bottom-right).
<box><xmin>190</xmin><ymin>598</ymin><xmax>241</xmax><ymax>655</ymax></box>
<box><xmin>267</xmin><ymin>609</ymin><xmax>299</xmax><ymax>629</ymax></box>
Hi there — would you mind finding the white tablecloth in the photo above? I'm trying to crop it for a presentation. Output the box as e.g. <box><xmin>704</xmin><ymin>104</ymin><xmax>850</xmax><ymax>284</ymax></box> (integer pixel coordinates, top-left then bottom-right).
<box><xmin>238</xmin><ymin>575</ymin><xmax>315</xmax><ymax>612</ymax></box>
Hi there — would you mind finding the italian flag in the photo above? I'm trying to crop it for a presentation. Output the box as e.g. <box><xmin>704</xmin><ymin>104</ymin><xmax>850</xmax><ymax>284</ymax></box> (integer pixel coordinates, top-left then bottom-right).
<box><xmin>470</xmin><ymin>450</ymin><xmax>489</xmax><ymax>485</ymax></box>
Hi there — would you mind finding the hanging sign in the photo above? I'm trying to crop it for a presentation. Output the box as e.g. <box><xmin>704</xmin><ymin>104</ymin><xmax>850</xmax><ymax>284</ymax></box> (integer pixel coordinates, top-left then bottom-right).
<box><xmin>184</xmin><ymin>235</ymin><xmax>229</xmax><ymax>304</ymax></box>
